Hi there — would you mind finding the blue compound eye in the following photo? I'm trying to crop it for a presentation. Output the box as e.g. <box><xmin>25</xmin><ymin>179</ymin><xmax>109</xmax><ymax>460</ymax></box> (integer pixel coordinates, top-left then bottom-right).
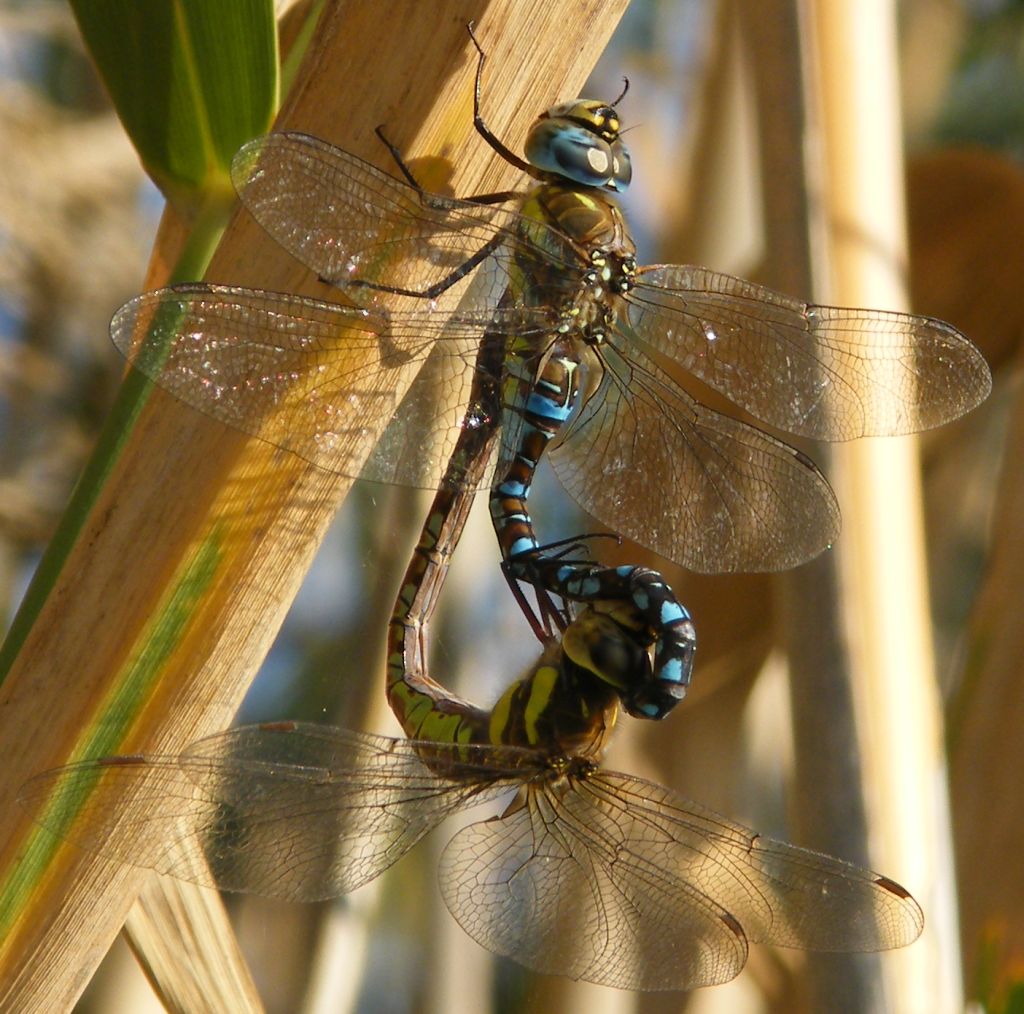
<box><xmin>524</xmin><ymin>103</ymin><xmax>632</xmax><ymax>191</ymax></box>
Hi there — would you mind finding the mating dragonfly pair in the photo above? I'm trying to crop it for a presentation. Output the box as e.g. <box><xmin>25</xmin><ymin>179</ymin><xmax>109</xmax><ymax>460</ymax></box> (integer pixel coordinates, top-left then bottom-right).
<box><xmin>22</xmin><ymin>28</ymin><xmax>986</xmax><ymax>990</ymax></box>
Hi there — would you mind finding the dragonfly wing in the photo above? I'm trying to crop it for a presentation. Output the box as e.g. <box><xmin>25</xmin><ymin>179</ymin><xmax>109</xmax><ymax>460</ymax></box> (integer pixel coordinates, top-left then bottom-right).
<box><xmin>627</xmin><ymin>265</ymin><xmax>991</xmax><ymax>440</ymax></box>
<box><xmin>232</xmin><ymin>132</ymin><xmax>555</xmax><ymax>313</ymax></box>
<box><xmin>551</xmin><ymin>345</ymin><xmax>840</xmax><ymax>573</ymax></box>
<box><xmin>439</xmin><ymin>780</ymin><xmax>749</xmax><ymax>991</ymax></box>
<box><xmin>580</xmin><ymin>770</ymin><xmax>925</xmax><ymax>953</ymax></box>
<box><xmin>361</xmin><ymin>307</ymin><xmax>553</xmax><ymax>490</ymax></box>
<box><xmin>18</xmin><ymin>724</ymin><xmax>509</xmax><ymax>903</ymax></box>
<box><xmin>111</xmin><ymin>284</ymin><xmax>526</xmax><ymax>491</ymax></box>
<box><xmin>357</xmin><ymin>328</ymin><xmax>487</xmax><ymax>487</ymax></box>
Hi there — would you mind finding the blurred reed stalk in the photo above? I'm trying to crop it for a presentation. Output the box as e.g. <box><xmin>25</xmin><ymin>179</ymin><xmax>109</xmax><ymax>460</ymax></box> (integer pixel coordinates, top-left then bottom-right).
<box><xmin>801</xmin><ymin>1</ymin><xmax>962</xmax><ymax>1011</ymax></box>
<box><xmin>745</xmin><ymin>0</ymin><xmax>895</xmax><ymax>1007</ymax></box>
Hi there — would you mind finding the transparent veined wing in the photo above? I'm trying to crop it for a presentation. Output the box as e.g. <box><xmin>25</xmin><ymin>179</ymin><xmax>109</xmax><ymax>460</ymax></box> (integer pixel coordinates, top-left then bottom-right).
<box><xmin>550</xmin><ymin>343</ymin><xmax>840</xmax><ymax>573</ymax></box>
<box><xmin>111</xmin><ymin>284</ymin><xmax>552</xmax><ymax>490</ymax></box>
<box><xmin>438</xmin><ymin>767</ymin><xmax>922</xmax><ymax>991</ymax></box>
<box><xmin>226</xmin><ymin>132</ymin><xmax>991</xmax><ymax>575</ymax></box>
<box><xmin>22</xmin><ymin>727</ymin><xmax>923</xmax><ymax>989</ymax></box>
<box><xmin>233</xmin><ymin>134</ymin><xmax>990</xmax><ymax>448</ymax></box>
<box><xmin>439</xmin><ymin>784</ymin><xmax>750</xmax><ymax>990</ymax></box>
<box><xmin>231</xmin><ymin>132</ymin><xmax>583</xmax><ymax>312</ymax></box>
<box><xmin>18</xmin><ymin>724</ymin><xmax>519</xmax><ymax>902</ymax></box>
<box><xmin>577</xmin><ymin>771</ymin><xmax>924</xmax><ymax>951</ymax></box>
<box><xmin>625</xmin><ymin>264</ymin><xmax>992</xmax><ymax>440</ymax></box>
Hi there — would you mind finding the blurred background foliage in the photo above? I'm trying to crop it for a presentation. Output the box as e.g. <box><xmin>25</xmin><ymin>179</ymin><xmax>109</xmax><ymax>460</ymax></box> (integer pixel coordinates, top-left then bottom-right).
<box><xmin>1</xmin><ymin>0</ymin><xmax>1022</xmax><ymax>1011</ymax></box>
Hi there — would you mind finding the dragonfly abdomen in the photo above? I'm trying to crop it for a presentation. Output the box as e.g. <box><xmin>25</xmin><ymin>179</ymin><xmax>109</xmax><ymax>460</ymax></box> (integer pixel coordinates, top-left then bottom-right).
<box><xmin>387</xmin><ymin>330</ymin><xmax>504</xmax><ymax>746</ymax></box>
<box><xmin>491</xmin><ymin>342</ymin><xmax>580</xmax><ymax>560</ymax></box>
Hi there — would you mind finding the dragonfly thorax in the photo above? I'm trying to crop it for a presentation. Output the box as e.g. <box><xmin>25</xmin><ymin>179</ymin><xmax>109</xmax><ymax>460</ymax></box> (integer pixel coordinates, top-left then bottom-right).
<box><xmin>535</xmin><ymin>753</ymin><xmax>600</xmax><ymax>787</ymax></box>
<box><xmin>525</xmin><ymin>99</ymin><xmax>632</xmax><ymax>191</ymax></box>
<box><xmin>586</xmin><ymin>248</ymin><xmax>638</xmax><ymax>300</ymax></box>
<box><xmin>516</xmin><ymin>183</ymin><xmax>635</xmax><ymax>349</ymax></box>
<box><xmin>561</xmin><ymin>248</ymin><xmax>637</xmax><ymax>347</ymax></box>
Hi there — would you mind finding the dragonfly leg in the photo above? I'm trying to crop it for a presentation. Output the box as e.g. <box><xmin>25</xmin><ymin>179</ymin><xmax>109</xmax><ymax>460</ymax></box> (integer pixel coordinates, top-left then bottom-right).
<box><xmin>498</xmin><ymin>532</ymin><xmax>622</xmax><ymax>641</ymax></box>
<box><xmin>339</xmin><ymin>225</ymin><xmax>505</xmax><ymax>300</ymax></box>
<box><xmin>503</xmin><ymin>570</ymin><xmax>572</xmax><ymax>644</ymax></box>
<box><xmin>466</xmin><ymin>22</ymin><xmax>539</xmax><ymax>179</ymax></box>
<box><xmin>372</xmin><ymin>125</ymin><xmax>523</xmax><ymax>207</ymax></box>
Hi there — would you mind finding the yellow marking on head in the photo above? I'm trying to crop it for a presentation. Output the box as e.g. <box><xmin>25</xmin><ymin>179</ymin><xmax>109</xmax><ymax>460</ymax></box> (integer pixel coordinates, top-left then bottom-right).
<box><xmin>563</xmin><ymin>610</ymin><xmax>646</xmax><ymax>689</ymax></box>
<box><xmin>594</xmin><ymin>599</ymin><xmax>647</xmax><ymax>634</ymax></box>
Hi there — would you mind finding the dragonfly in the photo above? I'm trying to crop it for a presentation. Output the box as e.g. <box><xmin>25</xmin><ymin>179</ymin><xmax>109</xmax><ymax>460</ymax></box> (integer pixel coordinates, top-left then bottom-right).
<box><xmin>109</xmin><ymin>26</ymin><xmax>993</xmax><ymax>588</ymax></box>
<box><xmin>21</xmin><ymin>583</ymin><xmax>923</xmax><ymax>991</ymax></box>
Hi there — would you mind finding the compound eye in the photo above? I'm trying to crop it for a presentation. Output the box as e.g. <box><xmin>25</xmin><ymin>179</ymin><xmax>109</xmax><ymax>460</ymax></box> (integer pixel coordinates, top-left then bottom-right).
<box><xmin>525</xmin><ymin>118</ymin><xmax>630</xmax><ymax>191</ymax></box>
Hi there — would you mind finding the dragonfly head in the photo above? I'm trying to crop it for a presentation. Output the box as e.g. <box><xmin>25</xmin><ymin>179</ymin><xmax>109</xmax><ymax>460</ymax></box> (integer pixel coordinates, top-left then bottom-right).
<box><xmin>562</xmin><ymin>608</ymin><xmax>652</xmax><ymax>697</ymax></box>
<box><xmin>525</xmin><ymin>100</ymin><xmax>632</xmax><ymax>192</ymax></box>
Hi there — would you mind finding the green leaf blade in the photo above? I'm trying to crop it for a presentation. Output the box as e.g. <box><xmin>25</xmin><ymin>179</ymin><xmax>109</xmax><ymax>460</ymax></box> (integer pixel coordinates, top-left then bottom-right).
<box><xmin>70</xmin><ymin>0</ymin><xmax>278</xmax><ymax>208</ymax></box>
